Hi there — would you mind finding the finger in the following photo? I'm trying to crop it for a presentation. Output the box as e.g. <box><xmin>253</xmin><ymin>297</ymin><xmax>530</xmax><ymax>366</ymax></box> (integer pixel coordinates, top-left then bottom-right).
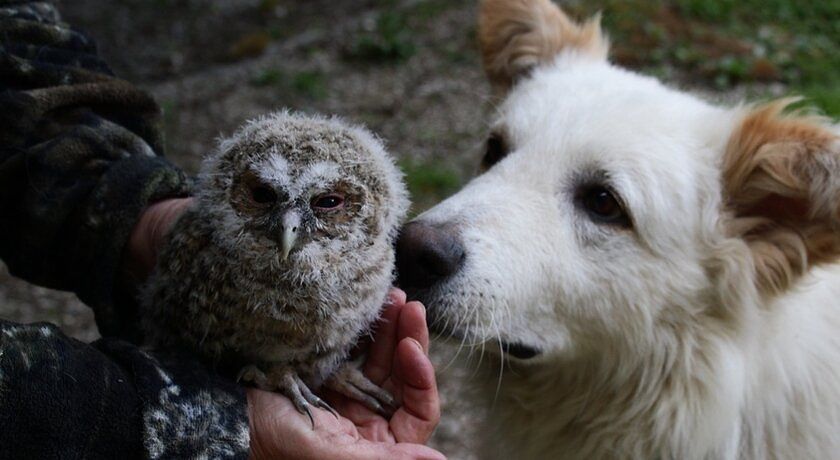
<box><xmin>149</xmin><ymin>197</ymin><xmax>193</xmax><ymax>250</ymax></box>
<box><xmin>125</xmin><ymin>197</ymin><xmax>193</xmax><ymax>282</ymax></box>
<box><xmin>364</xmin><ymin>293</ymin><xmax>405</xmax><ymax>384</ymax></box>
<box><xmin>397</xmin><ymin>301</ymin><xmax>430</xmax><ymax>354</ymax></box>
<box><xmin>387</xmin><ymin>287</ymin><xmax>407</xmax><ymax>307</ymax></box>
<box><xmin>352</xmin><ymin>288</ymin><xmax>409</xmax><ymax>359</ymax></box>
<box><xmin>390</xmin><ymin>338</ymin><xmax>440</xmax><ymax>444</ymax></box>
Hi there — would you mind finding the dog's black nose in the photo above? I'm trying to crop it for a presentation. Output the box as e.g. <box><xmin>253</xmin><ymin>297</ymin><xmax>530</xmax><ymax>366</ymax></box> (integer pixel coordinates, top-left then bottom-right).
<box><xmin>396</xmin><ymin>221</ymin><xmax>465</xmax><ymax>289</ymax></box>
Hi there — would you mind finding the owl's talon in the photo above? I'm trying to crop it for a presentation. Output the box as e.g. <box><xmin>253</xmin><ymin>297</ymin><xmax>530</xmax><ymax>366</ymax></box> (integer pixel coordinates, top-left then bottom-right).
<box><xmin>294</xmin><ymin>373</ymin><xmax>340</xmax><ymax>419</ymax></box>
<box><xmin>309</xmin><ymin>394</ymin><xmax>339</xmax><ymax>419</ymax></box>
<box><xmin>326</xmin><ymin>364</ymin><xmax>396</xmax><ymax>418</ymax></box>
<box><xmin>298</xmin><ymin>404</ymin><xmax>316</xmax><ymax>430</ymax></box>
<box><xmin>316</xmin><ymin>399</ymin><xmax>340</xmax><ymax>419</ymax></box>
<box><xmin>285</xmin><ymin>390</ymin><xmax>315</xmax><ymax>429</ymax></box>
<box><xmin>240</xmin><ymin>365</ymin><xmax>337</xmax><ymax>428</ymax></box>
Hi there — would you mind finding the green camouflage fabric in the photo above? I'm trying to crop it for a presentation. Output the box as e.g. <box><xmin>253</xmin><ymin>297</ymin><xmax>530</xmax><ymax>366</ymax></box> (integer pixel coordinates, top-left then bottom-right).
<box><xmin>0</xmin><ymin>0</ymin><xmax>189</xmax><ymax>341</ymax></box>
<box><xmin>0</xmin><ymin>2</ymin><xmax>250</xmax><ymax>458</ymax></box>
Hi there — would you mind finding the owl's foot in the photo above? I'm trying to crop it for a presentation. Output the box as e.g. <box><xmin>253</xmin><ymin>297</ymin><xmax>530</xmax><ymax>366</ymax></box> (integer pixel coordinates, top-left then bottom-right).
<box><xmin>325</xmin><ymin>364</ymin><xmax>396</xmax><ymax>418</ymax></box>
<box><xmin>238</xmin><ymin>365</ymin><xmax>338</xmax><ymax>429</ymax></box>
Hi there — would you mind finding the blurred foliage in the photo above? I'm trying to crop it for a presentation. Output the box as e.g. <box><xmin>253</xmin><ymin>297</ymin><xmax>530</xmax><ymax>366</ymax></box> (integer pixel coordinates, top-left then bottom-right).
<box><xmin>398</xmin><ymin>159</ymin><xmax>463</xmax><ymax>215</ymax></box>
<box><xmin>345</xmin><ymin>9</ymin><xmax>417</xmax><ymax>62</ymax></box>
<box><xmin>258</xmin><ymin>0</ymin><xmax>281</xmax><ymax>13</ymax></box>
<box><xmin>250</xmin><ymin>68</ymin><xmax>285</xmax><ymax>87</ymax></box>
<box><xmin>343</xmin><ymin>0</ymin><xmax>454</xmax><ymax>63</ymax></box>
<box><xmin>567</xmin><ymin>0</ymin><xmax>840</xmax><ymax>115</ymax></box>
<box><xmin>291</xmin><ymin>70</ymin><xmax>327</xmax><ymax>99</ymax></box>
<box><xmin>250</xmin><ymin>68</ymin><xmax>327</xmax><ymax>100</ymax></box>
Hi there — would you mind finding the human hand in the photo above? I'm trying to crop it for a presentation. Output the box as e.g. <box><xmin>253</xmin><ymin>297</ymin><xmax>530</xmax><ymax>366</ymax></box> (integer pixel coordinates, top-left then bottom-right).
<box><xmin>247</xmin><ymin>288</ymin><xmax>444</xmax><ymax>460</ymax></box>
<box><xmin>124</xmin><ymin>197</ymin><xmax>193</xmax><ymax>283</ymax></box>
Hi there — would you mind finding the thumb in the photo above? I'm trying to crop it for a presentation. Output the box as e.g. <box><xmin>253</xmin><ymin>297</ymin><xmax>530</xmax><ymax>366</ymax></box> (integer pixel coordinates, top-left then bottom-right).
<box><xmin>146</xmin><ymin>197</ymin><xmax>193</xmax><ymax>251</ymax></box>
<box><xmin>390</xmin><ymin>338</ymin><xmax>440</xmax><ymax>444</ymax></box>
<box><xmin>125</xmin><ymin>197</ymin><xmax>193</xmax><ymax>281</ymax></box>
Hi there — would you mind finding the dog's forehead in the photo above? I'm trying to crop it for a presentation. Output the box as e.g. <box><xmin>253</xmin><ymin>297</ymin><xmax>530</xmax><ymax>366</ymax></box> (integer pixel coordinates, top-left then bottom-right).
<box><xmin>498</xmin><ymin>60</ymin><xmax>725</xmax><ymax>166</ymax></box>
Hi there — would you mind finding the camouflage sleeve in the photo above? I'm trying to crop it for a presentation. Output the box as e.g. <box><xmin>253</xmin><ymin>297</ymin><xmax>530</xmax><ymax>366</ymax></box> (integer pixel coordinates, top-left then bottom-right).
<box><xmin>0</xmin><ymin>0</ymin><xmax>191</xmax><ymax>341</ymax></box>
<box><xmin>0</xmin><ymin>320</ymin><xmax>250</xmax><ymax>459</ymax></box>
<box><xmin>0</xmin><ymin>3</ymin><xmax>251</xmax><ymax>459</ymax></box>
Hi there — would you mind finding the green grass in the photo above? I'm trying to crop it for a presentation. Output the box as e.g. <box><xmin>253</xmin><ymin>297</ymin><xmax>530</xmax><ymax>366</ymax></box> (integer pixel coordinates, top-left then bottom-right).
<box><xmin>250</xmin><ymin>68</ymin><xmax>285</xmax><ymax>87</ymax></box>
<box><xmin>409</xmin><ymin>0</ymin><xmax>453</xmax><ymax>20</ymax></box>
<box><xmin>249</xmin><ymin>68</ymin><xmax>327</xmax><ymax>100</ymax></box>
<box><xmin>567</xmin><ymin>0</ymin><xmax>840</xmax><ymax>116</ymax></box>
<box><xmin>344</xmin><ymin>0</ymin><xmax>456</xmax><ymax>63</ymax></box>
<box><xmin>345</xmin><ymin>9</ymin><xmax>417</xmax><ymax>62</ymax></box>
<box><xmin>291</xmin><ymin>71</ymin><xmax>327</xmax><ymax>99</ymax></box>
<box><xmin>398</xmin><ymin>159</ymin><xmax>463</xmax><ymax>215</ymax></box>
<box><xmin>800</xmin><ymin>84</ymin><xmax>840</xmax><ymax>117</ymax></box>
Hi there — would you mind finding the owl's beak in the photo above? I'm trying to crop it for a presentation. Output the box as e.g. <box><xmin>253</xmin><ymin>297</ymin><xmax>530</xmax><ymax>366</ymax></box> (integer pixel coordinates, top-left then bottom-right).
<box><xmin>281</xmin><ymin>210</ymin><xmax>300</xmax><ymax>261</ymax></box>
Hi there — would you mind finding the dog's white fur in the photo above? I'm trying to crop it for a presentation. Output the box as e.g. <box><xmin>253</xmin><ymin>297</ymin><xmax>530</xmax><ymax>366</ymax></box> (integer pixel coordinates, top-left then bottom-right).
<box><xmin>413</xmin><ymin>1</ymin><xmax>840</xmax><ymax>458</ymax></box>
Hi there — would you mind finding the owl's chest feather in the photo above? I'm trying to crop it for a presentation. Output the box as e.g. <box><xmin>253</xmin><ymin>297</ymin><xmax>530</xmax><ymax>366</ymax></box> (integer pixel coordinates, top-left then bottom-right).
<box><xmin>141</xmin><ymin>215</ymin><xmax>393</xmax><ymax>383</ymax></box>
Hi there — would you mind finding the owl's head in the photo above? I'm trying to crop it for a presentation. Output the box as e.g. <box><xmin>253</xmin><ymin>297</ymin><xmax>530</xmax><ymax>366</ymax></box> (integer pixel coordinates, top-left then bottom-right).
<box><xmin>197</xmin><ymin>111</ymin><xmax>409</xmax><ymax>280</ymax></box>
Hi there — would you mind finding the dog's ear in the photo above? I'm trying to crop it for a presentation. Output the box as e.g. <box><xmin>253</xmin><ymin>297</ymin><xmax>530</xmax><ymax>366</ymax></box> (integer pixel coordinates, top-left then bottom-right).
<box><xmin>478</xmin><ymin>0</ymin><xmax>609</xmax><ymax>92</ymax></box>
<box><xmin>723</xmin><ymin>100</ymin><xmax>840</xmax><ymax>295</ymax></box>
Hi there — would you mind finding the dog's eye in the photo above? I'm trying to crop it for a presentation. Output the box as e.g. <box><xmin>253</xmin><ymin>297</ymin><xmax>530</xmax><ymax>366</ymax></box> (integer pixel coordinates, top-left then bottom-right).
<box><xmin>578</xmin><ymin>186</ymin><xmax>631</xmax><ymax>227</ymax></box>
<box><xmin>251</xmin><ymin>185</ymin><xmax>277</xmax><ymax>204</ymax></box>
<box><xmin>481</xmin><ymin>133</ymin><xmax>508</xmax><ymax>170</ymax></box>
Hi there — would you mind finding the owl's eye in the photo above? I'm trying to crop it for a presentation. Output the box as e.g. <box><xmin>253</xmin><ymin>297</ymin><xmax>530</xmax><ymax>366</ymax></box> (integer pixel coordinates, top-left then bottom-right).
<box><xmin>251</xmin><ymin>185</ymin><xmax>277</xmax><ymax>204</ymax></box>
<box><xmin>311</xmin><ymin>194</ymin><xmax>345</xmax><ymax>211</ymax></box>
<box><xmin>578</xmin><ymin>185</ymin><xmax>631</xmax><ymax>227</ymax></box>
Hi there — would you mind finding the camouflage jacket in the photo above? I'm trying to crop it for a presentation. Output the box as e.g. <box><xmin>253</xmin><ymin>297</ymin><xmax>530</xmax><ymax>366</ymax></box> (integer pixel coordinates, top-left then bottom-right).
<box><xmin>0</xmin><ymin>2</ymin><xmax>249</xmax><ymax>458</ymax></box>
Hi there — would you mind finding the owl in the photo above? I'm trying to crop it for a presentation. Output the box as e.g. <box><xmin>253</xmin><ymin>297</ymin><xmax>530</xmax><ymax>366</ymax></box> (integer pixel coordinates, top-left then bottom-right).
<box><xmin>140</xmin><ymin>111</ymin><xmax>410</xmax><ymax>423</ymax></box>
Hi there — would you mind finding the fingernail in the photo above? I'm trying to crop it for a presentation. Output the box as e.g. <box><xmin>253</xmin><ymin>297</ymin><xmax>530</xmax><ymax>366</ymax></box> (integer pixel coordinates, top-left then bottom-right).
<box><xmin>408</xmin><ymin>338</ymin><xmax>423</xmax><ymax>352</ymax></box>
<box><xmin>386</xmin><ymin>287</ymin><xmax>406</xmax><ymax>305</ymax></box>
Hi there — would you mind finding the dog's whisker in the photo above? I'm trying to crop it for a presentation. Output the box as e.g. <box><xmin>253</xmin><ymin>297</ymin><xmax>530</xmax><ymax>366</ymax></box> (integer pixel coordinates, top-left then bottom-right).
<box><xmin>471</xmin><ymin>336</ymin><xmax>486</xmax><ymax>378</ymax></box>
<box><xmin>493</xmin><ymin>332</ymin><xmax>505</xmax><ymax>408</ymax></box>
<box><xmin>441</xmin><ymin>311</ymin><xmax>474</xmax><ymax>372</ymax></box>
<box><xmin>470</xmin><ymin>300</ymin><xmax>489</xmax><ymax>367</ymax></box>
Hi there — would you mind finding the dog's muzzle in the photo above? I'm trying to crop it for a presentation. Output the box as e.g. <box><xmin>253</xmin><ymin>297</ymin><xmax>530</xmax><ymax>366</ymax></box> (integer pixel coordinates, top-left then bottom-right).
<box><xmin>395</xmin><ymin>220</ymin><xmax>465</xmax><ymax>290</ymax></box>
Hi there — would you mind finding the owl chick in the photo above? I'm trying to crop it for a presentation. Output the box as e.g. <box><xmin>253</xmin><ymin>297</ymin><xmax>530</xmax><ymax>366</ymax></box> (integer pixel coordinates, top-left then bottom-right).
<box><xmin>140</xmin><ymin>111</ymin><xmax>410</xmax><ymax>423</ymax></box>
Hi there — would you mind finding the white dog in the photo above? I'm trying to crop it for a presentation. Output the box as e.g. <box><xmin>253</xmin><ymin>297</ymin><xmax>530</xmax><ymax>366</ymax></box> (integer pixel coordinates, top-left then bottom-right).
<box><xmin>395</xmin><ymin>0</ymin><xmax>840</xmax><ymax>458</ymax></box>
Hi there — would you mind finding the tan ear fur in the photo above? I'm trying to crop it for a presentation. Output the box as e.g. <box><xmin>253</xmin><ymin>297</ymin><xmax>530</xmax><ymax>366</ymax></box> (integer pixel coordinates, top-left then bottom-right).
<box><xmin>723</xmin><ymin>99</ymin><xmax>840</xmax><ymax>295</ymax></box>
<box><xmin>478</xmin><ymin>0</ymin><xmax>609</xmax><ymax>91</ymax></box>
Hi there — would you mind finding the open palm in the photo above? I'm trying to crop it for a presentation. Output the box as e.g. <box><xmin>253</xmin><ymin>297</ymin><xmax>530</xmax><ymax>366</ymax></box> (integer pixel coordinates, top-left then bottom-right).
<box><xmin>247</xmin><ymin>289</ymin><xmax>444</xmax><ymax>460</ymax></box>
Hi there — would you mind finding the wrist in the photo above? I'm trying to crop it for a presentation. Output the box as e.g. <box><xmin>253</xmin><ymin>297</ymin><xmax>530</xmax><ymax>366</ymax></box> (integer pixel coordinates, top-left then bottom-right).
<box><xmin>246</xmin><ymin>389</ymin><xmax>264</xmax><ymax>460</ymax></box>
